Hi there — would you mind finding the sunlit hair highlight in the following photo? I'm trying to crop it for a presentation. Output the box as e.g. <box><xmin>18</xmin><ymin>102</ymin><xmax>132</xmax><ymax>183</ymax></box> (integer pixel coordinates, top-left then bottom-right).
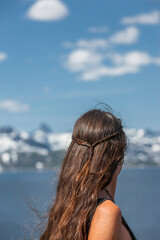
<box><xmin>39</xmin><ymin>108</ymin><xmax>127</xmax><ymax>240</ymax></box>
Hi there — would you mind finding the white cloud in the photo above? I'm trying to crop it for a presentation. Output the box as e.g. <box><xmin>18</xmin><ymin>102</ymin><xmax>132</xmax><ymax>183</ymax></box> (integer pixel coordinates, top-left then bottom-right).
<box><xmin>65</xmin><ymin>49</ymin><xmax>103</xmax><ymax>72</ymax></box>
<box><xmin>26</xmin><ymin>0</ymin><xmax>69</xmax><ymax>21</ymax></box>
<box><xmin>85</xmin><ymin>51</ymin><xmax>160</xmax><ymax>80</ymax></box>
<box><xmin>63</xmin><ymin>27</ymin><xmax>138</xmax><ymax>51</ymax></box>
<box><xmin>64</xmin><ymin>48</ymin><xmax>160</xmax><ymax>81</ymax></box>
<box><xmin>0</xmin><ymin>52</ymin><xmax>8</xmax><ymax>61</ymax></box>
<box><xmin>88</xmin><ymin>26</ymin><xmax>109</xmax><ymax>33</ymax></box>
<box><xmin>109</xmin><ymin>51</ymin><xmax>160</xmax><ymax>67</ymax></box>
<box><xmin>81</xmin><ymin>51</ymin><xmax>160</xmax><ymax>81</ymax></box>
<box><xmin>0</xmin><ymin>100</ymin><xmax>30</xmax><ymax>113</ymax></box>
<box><xmin>63</xmin><ymin>38</ymin><xmax>108</xmax><ymax>50</ymax></box>
<box><xmin>110</xmin><ymin>27</ymin><xmax>139</xmax><ymax>44</ymax></box>
<box><xmin>121</xmin><ymin>10</ymin><xmax>160</xmax><ymax>25</ymax></box>
<box><xmin>82</xmin><ymin>65</ymin><xmax>138</xmax><ymax>81</ymax></box>
<box><xmin>63</xmin><ymin>23</ymin><xmax>160</xmax><ymax>81</ymax></box>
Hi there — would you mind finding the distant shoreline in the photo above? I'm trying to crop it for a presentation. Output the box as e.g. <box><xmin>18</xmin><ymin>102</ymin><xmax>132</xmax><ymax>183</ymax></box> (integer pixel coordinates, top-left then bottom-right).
<box><xmin>0</xmin><ymin>165</ymin><xmax>160</xmax><ymax>174</ymax></box>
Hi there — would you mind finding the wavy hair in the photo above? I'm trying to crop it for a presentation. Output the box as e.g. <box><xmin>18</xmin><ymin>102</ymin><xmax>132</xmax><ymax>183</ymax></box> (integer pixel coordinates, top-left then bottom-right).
<box><xmin>39</xmin><ymin>109</ymin><xmax>127</xmax><ymax>240</ymax></box>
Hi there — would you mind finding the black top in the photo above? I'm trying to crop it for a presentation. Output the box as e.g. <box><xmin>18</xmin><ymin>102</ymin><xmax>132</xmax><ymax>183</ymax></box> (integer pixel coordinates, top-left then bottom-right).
<box><xmin>86</xmin><ymin>190</ymin><xmax>137</xmax><ymax>240</ymax></box>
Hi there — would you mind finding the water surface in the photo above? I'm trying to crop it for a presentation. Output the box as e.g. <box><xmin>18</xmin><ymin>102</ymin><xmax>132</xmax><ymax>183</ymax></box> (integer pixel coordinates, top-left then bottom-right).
<box><xmin>0</xmin><ymin>168</ymin><xmax>160</xmax><ymax>240</ymax></box>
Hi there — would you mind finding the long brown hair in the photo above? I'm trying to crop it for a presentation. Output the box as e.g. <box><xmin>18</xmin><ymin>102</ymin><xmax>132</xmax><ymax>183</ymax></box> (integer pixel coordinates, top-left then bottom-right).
<box><xmin>39</xmin><ymin>108</ymin><xmax>127</xmax><ymax>240</ymax></box>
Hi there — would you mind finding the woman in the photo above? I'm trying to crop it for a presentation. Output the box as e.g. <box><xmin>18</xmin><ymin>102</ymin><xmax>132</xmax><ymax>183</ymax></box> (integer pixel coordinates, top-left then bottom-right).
<box><xmin>39</xmin><ymin>109</ymin><xmax>137</xmax><ymax>240</ymax></box>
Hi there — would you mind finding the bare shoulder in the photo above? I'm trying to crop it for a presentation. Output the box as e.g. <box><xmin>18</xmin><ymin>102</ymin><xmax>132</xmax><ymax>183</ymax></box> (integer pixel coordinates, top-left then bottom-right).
<box><xmin>94</xmin><ymin>200</ymin><xmax>121</xmax><ymax>225</ymax></box>
<box><xmin>98</xmin><ymin>199</ymin><xmax>121</xmax><ymax>216</ymax></box>
<box><xmin>88</xmin><ymin>200</ymin><xmax>122</xmax><ymax>240</ymax></box>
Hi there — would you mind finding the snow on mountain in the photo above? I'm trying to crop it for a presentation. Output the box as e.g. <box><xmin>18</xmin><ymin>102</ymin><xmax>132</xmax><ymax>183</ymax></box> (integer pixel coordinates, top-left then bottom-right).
<box><xmin>0</xmin><ymin>125</ymin><xmax>160</xmax><ymax>171</ymax></box>
<box><xmin>125</xmin><ymin>128</ymin><xmax>160</xmax><ymax>166</ymax></box>
<box><xmin>31</xmin><ymin>129</ymin><xmax>71</xmax><ymax>151</ymax></box>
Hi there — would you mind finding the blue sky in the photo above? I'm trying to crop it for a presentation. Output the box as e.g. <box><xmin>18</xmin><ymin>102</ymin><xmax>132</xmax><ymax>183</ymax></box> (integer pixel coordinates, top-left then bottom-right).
<box><xmin>0</xmin><ymin>0</ymin><xmax>160</xmax><ymax>132</ymax></box>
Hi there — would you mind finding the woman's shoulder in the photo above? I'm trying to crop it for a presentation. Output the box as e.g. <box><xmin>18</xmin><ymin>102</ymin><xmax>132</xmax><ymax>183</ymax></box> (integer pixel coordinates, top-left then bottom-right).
<box><xmin>88</xmin><ymin>200</ymin><xmax>121</xmax><ymax>240</ymax></box>
<box><xmin>96</xmin><ymin>199</ymin><xmax>121</xmax><ymax>220</ymax></box>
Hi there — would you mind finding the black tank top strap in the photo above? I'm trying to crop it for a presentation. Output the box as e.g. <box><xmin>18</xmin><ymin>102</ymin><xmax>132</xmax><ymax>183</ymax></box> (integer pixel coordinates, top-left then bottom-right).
<box><xmin>97</xmin><ymin>197</ymin><xmax>111</xmax><ymax>206</ymax></box>
<box><xmin>104</xmin><ymin>188</ymin><xmax>115</xmax><ymax>202</ymax></box>
<box><xmin>97</xmin><ymin>188</ymin><xmax>115</xmax><ymax>206</ymax></box>
<box><xmin>121</xmin><ymin>216</ymin><xmax>137</xmax><ymax>240</ymax></box>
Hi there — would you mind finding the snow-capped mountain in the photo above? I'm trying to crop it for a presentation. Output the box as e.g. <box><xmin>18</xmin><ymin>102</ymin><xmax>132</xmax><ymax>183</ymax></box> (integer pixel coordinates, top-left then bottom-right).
<box><xmin>0</xmin><ymin>125</ymin><xmax>160</xmax><ymax>171</ymax></box>
<box><xmin>125</xmin><ymin>128</ymin><xmax>160</xmax><ymax>166</ymax></box>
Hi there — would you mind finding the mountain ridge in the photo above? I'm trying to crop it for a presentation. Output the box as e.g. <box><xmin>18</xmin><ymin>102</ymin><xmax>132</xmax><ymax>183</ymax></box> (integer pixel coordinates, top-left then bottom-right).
<box><xmin>0</xmin><ymin>125</ymin><xmax>160</xmax><ymax>171</ymax></box>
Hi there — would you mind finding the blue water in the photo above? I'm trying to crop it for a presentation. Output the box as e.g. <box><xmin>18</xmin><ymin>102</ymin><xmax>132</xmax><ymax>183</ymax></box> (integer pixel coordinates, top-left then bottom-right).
<box><xmin>0</xmin><ymin>168</ymin><xmax>160</xmax><ymax>240</ymax></box>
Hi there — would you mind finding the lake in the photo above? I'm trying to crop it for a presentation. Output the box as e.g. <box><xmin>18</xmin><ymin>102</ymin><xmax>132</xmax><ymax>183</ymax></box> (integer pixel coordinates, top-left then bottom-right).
<box><xmin>0</xmin><ymin>167</ymin><xmax>160</xmax><ymax>240</ymax></box>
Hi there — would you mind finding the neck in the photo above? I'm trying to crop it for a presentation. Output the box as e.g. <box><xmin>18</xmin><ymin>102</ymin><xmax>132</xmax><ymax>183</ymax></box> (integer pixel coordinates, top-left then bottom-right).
<box><xmin>105</xmin><ymin>171</ymin><xmax>118</xmax><ymax>200</ymax></box>
<box><xmin>98</xmin><ymin>170</ymin><xmax>119</xmax><ymax>200</ymax></box>
<box><xmin>106</xmin><ymin>176</ymin><xmax>117</xmax><ymax>199</ymax></box>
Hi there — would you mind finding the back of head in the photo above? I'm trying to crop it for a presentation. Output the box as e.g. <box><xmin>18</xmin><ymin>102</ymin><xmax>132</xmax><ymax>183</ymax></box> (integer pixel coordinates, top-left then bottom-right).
<box><xmin>73</xmin><ymin>109</ymin><xmax>121</xmax><ymax>143</ymax></box>
<box><xmin>39</xmin><ymin>108</ymin><xmax>127</xmax><ymax>240</ymax></box>
<box><xmin>72</xmin><ymin>109</ymin><xmax>126</xmax><ymax>179</ymax></box>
